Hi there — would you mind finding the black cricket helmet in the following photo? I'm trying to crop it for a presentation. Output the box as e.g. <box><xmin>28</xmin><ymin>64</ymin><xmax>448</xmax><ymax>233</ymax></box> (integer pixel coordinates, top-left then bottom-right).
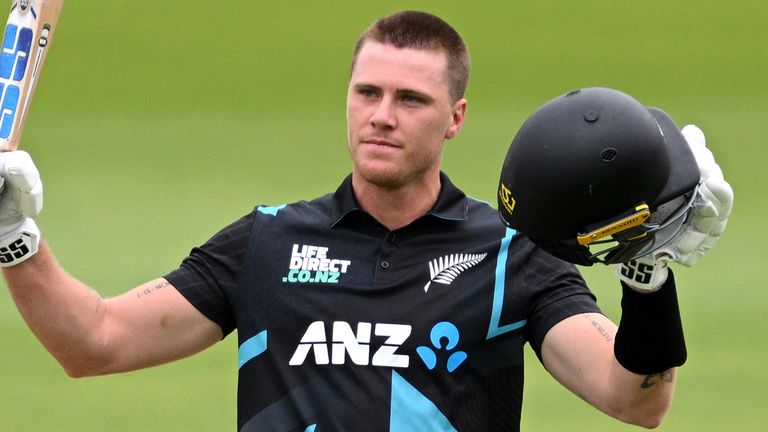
<box><xmin>497</xmin><ymin>87</ymin><xmax>700</xmax><ymax>266</ymax></box>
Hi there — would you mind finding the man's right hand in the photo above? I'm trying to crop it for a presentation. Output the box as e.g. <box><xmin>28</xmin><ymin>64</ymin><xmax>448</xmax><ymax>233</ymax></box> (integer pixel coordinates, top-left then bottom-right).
<box><xmin>0</xmin><ymin>151</ymin><xmax>43</xmax><ymax>266</ymax></box>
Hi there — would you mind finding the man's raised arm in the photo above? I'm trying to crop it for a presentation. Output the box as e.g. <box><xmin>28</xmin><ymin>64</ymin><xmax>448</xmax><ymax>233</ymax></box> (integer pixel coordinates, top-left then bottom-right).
<box><xmin>1</xmin><ymin>151</ymin><xmax>221</xmax><ymax>377</ymax></box>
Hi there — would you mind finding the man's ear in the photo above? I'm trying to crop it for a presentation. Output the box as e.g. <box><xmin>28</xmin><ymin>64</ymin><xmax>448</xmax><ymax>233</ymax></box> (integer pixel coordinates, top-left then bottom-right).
<box><xmin>445</xmin><ymin>98</ymin><xmax>467</xmax><ymax>139</ymax></box>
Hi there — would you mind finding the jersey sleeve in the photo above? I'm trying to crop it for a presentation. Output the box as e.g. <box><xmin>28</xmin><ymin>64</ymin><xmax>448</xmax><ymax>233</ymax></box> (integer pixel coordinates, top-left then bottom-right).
<box><xmin>514</xmin><ymin>236</ymin><xmax>602</xmax><ymax>362</ymax></box>
<box><xmin>164</xmin><ymin>212</ymin><xmax>254</xmax><ymax>337</ymax></box>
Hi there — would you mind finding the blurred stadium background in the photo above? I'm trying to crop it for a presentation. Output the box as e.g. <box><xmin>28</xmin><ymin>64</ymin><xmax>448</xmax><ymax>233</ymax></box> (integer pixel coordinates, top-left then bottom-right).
<box><xmin>1</xmin><ymin>1</ymin><xmax>765</xmax><ymax>430</ymax></box>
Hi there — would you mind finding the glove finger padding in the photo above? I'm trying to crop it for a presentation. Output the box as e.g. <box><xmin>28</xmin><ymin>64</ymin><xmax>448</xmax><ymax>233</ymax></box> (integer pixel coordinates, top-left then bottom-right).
<box><xmin>701</xmin><ymin>177</ymin><xmax>734</xmax><ymax>234</ymax></box>
<box><xmin>673</xmin><ymin>177</ymin><xmax>733</xmax><ymax>267</ymax></box>
<box><xmin>0</xmin><ymin>151</ymin><xmax>43</xmax><ymax>266</ymax></box>
<box><xmin>682</xmin><ymin>125</ymin><xmax>715</xmax><ymax>176</ymax></box>
<box><xmin>20</xmin><ymin>176</ymin><xmax>43</xmax><ymax>218</ymax></box>
<box><xmin>0</xmin><ymin>151</ymin><xmax>43</xmax><ymax>220</ymax></box>
<box><xmin>656</xmin><ymin>125</ymin><xmax>733</xmax><ymax>267</ymax></box>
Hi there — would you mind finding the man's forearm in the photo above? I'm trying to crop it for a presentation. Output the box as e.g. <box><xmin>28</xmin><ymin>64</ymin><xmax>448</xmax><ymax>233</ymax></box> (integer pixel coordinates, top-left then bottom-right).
<box><xmin>3</xmin><ymin>239</ymin><xmax>108</xmax><ymax>376</ymax></box>
<box><xmin>605</xmin><ymin>355</ymin><xmax>677</xmax><ymax>428</ymax></box>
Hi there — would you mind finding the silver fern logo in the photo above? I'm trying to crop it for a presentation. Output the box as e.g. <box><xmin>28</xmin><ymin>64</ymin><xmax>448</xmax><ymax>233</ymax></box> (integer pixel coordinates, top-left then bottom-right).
<box><xmin>424</xmin><ymin>253</ymin><xmax>487</xmax><ymax>292</ymax></box>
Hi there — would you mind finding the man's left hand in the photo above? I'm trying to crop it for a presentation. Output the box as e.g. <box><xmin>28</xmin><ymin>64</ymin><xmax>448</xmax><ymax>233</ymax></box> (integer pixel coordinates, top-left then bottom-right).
<box><xmin>616</xmin><ymin>125</ymin><xmax>734</xmax><ymax>292</ymax></box>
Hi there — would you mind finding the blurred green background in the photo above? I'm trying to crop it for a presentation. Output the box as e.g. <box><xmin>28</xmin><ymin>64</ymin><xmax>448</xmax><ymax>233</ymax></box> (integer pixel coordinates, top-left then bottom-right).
<box><xmin>1</xmin><ymin>0</ymin><xmax>765</xmax><ymax>430</ymax></box>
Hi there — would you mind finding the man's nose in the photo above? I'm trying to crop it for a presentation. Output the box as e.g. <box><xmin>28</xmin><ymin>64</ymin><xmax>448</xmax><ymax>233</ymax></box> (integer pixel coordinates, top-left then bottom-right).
<box><xmin>370</xmin><ymin>96</ymin><xmax>397</xmax><ymax>129</ymax></box>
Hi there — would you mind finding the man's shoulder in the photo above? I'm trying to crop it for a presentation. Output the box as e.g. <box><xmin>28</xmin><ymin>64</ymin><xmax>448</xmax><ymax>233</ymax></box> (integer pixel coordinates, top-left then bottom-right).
<box><xmin>465</xmin><ymin>196</ymin><xmax>496</xmax><ymax>213</ymax></box>
<box><xmin>463</xmin><ymin>196</ymin><xmax>504</xmax><ymax>227</ymax></box>
<box><xmin>252</xmin><ymin>190</ymin><xmax>336</xmax><ymax>223</ymax></box>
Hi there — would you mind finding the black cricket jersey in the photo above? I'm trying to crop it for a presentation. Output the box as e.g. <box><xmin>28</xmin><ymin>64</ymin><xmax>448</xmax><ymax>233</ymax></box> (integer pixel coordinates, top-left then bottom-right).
<box><xmin>165</xmin><ymin>173</ymin><xmax>601</xmax><ymax>432</ymax></box>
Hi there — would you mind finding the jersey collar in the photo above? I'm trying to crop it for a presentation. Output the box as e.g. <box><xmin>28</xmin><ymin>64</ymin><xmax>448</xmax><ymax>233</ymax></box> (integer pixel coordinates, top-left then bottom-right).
<box><xmin>330</xmin><ymin>172</ymin><xmax>469</xmax><ymax>228</ymax></box>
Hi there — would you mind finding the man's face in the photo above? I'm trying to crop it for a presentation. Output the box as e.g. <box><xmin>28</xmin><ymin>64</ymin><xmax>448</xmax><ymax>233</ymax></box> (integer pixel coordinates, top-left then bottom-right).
<box><xmin>347</xmin><ymin>41</ymin><xmax>466</xmax><ymax>189</ymax></box>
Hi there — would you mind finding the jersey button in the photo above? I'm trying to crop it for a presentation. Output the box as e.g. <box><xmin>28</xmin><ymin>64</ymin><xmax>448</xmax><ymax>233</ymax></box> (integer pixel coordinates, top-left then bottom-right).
<box><xmin>380</xmin><ymin>260</ymin><xmax>390</xmax><ymax>269</ymax></box>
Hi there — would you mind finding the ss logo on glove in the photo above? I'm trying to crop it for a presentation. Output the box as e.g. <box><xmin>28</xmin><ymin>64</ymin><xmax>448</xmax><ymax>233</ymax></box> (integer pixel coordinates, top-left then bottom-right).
<box><xmin>0</xmin><ymin>232</ymin><xmax>33</xmax><ymax>264</ymax></box>
<box><xmin>619</xmin><ymin>259</ymin><xmax>655</xmax><ymax>285</ymax></box>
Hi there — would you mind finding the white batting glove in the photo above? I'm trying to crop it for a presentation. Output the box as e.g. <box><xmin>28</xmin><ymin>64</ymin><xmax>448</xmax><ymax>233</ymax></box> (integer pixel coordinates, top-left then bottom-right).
<box><xmin>0</xmin><ymin>151</ymin><xmax>43</xmax><ymax>266</ymax></box>
<box><xmin>617</xmin><ymin>125</ymin><xmax>734</xmax><ymax>292</ymax></box>
<box><xmin>662</xmin><ymin>125</ymin><xmax>734</xmax><ymax>266</ymax></box>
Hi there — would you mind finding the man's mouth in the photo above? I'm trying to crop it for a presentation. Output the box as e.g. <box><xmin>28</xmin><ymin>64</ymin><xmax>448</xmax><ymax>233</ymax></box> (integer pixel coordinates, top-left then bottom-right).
<box><xmin>363</xmin><ymin>138</ymin><xmax>399</xmax><ymax>148</ymax></box>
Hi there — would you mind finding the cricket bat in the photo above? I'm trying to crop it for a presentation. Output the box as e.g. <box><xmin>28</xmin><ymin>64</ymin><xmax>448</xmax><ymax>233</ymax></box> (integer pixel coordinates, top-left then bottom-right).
<box><xmin>0</xmin><ymin>0</ymin><xmax>63</xmax><ymax>151</ymax></box>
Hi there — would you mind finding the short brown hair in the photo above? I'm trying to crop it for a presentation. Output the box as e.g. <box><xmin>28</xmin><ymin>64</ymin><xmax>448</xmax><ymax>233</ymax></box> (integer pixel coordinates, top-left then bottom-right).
<box><xmin>351</xmin><ymin>11</ymin><xmax>470</xmax><ymax>102</ymax></box>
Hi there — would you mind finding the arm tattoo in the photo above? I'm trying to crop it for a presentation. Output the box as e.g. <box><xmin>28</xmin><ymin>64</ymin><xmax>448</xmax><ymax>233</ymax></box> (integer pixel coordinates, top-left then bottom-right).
<box><xmin>641</xmin><ymin>369</ymin><xmax>674</xmax><ymax>389</ymax></box>
<box><xmin>584</xmin><ymin>315</ymin><xmax>613</xmax><ymax>343</ymax></box>
<box><xmin>136</xmin><ymin>280</ymin><xmax>170</xmax><ymax>299</ymax></box>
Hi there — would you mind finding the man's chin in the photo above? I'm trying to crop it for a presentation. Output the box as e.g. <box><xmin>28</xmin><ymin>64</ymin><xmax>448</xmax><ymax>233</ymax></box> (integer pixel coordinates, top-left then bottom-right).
<box><xmin>362</xmin><ymin>174</ymin><xmax>405</xmax><ymax>189</ymax></box>
<box><xmin>355</xmin><ymin>165</ymin><xmax>409</xmax><ymax>189</ymax></box>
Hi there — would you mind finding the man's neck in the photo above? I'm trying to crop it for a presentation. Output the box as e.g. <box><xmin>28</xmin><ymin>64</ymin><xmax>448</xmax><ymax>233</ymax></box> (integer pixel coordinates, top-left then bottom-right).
<box><xmin>352</xmin><ymin>173</ymin><xmax>441</xmax><ymax>231</ymax></box>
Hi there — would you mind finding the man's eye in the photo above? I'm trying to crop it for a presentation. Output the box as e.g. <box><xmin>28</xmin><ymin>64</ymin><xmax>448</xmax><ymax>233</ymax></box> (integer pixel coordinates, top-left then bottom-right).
<box><xmin>359</xmin><ymin>88</ymin><xmax>378</xmax><ymax>98</ymax></box>
<box><xmin>401</xmin><ymin>94</ymin><xmax>422</xmax><ymax>105</ymax></box>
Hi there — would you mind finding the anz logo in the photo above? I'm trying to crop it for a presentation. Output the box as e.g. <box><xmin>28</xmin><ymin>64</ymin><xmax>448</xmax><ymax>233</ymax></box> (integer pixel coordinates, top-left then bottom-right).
<box><xmin>289</xmin><ymin>321</ymin><xmax>412</xmax><ymax>368</ymax></box>
<box><xmin>416</xmin><ymin>322</ymin><xmax>467</xmax><ymax>372</ymax></box>
<box><xmin>288</xmin><ymin>321</ymin><xmax>467</xmax><ymax>373</ymax></box>
<box><xmin>0</xmin><ymin>22</ymin><xmax>32</xmax><ymax>139</ymax></box>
